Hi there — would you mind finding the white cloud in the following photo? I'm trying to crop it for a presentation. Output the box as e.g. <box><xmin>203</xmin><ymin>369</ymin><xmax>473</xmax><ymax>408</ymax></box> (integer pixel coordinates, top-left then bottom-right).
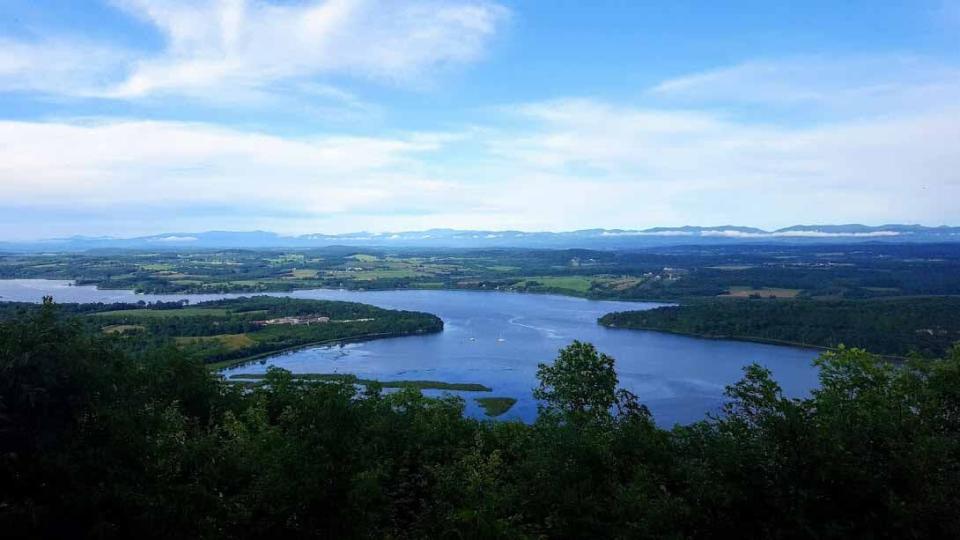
<box><xmin>0</xmin><ymin>0</ymin><xmax>508</xmax><ymax>101</ymax></box>
<box><xmin>3</xmin><ymin>89</ymin><xmax>958</xmax><ymax>237</ymax></box>
<box><xmin>0</xmin><ymin>38</ymin><xmax>131</xmax><ymax>96</ymax></box>
<box><xmin>650</xmin><ymin>56</ymin><xmax>960</xmax><ymax>116</ymax></box>
<box><xmin>1</xmin><ymin>53</ymin><xmax>959</xmax><ymax>238</ymax></box>
<box><xmin>107</xmin><ymin>0</ymin><xmax>509</xmax><ymax>98</ymax></box>
<box><xmin>601</xmin><ymin>231</ymin><xmax>694</xmax><ymax>237</ymax></box>
<box><xmin>0</xmin><ymin>119</ymin><xmax>477</xmax><ymax>219</ymax></box>
<box><xmin>479</xmin><ymin>71</ymin><xmax>960</xmax><ymax>228</ymax></box>
<box><xmin>150</xmin><ymin>235</ymin><xmax>199</xmax><ymax>242</ymax></box>
<box><xmin>699</xmin><ymin>230</ymin><xmax>902</xmax><ymax>238</ymax></box>
<box><xmin>772</xmin><ymin>231</ymin><xmax>901</xmax><ymax>238</ymax></box>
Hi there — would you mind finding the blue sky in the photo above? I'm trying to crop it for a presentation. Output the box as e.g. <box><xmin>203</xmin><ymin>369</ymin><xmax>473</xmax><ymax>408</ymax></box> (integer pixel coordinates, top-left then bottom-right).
<box><xmin>1</xmin><ymin>0</ymin><xmax>958</xmax><ymax>239</ymax></box>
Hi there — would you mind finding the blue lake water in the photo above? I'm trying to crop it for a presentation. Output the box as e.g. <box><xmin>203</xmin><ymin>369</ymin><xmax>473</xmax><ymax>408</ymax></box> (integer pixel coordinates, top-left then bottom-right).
<box><xmin>0</xmin><ymin>279</ymin><xmax>821</xmax><ymax>425</ymax></box>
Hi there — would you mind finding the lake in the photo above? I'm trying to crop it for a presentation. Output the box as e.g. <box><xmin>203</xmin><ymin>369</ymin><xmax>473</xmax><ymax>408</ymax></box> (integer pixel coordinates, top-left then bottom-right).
<box><xmin>0</xmin><ymin>279</ymin><xmax>820</xmax><ymax>425</ymax></box>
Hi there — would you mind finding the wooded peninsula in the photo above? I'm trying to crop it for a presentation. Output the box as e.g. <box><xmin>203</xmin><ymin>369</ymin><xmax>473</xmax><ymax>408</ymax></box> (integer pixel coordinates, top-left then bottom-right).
<box><xmin>0</xmin><ymin>296</ymin><xmax>443</xmax><ymax>368</ymax></box>
<box><xmin>600</xmin><ymin>297</ymin><xmax>960</xmax><ymax>357</ymax></box>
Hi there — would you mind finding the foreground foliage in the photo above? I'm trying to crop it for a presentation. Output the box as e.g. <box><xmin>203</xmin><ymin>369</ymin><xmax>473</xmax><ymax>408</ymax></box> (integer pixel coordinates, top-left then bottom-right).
<box><xmin>2</xmin><ymin>303</ymin><xmax>959</xmax><ymax>538</ymax></box>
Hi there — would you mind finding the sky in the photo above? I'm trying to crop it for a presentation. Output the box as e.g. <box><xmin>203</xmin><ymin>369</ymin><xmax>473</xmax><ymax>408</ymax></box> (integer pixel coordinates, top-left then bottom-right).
<box><xmin>0</xmin><ymin>0</ymin><xmax>958</xmax><ymax>240</ymax></box>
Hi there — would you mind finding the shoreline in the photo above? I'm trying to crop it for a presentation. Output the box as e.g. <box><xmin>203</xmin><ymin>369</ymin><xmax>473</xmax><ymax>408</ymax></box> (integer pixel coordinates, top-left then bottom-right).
<box><xmin>207</xmin><ymin>327</ymin><xmax>443</xmax><ymax>371</ymax></box>
<box><xmin>0</xmin><ymin>277</ymin><xmax>676</xmax><ymax>305</ymax></box>
<box><xmin>599</xmin><ymin>323</ymin><xmax>910</xmax><ymax>361</ymax></box>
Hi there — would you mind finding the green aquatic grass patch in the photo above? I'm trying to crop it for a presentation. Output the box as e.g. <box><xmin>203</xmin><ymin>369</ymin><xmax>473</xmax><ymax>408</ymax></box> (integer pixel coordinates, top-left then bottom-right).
<box><xmin>476</xmin><ymin>397</ymin><xmax>518</xmax><ymax>417</ymax></box>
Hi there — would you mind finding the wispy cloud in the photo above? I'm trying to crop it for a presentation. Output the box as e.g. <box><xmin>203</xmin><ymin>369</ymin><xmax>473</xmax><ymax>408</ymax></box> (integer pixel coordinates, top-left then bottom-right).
<box><xmin>477</xmin><ymin>56</ymin><xmax>960</xmax><ymax>228</ymax></box>
<box><xmin>108</xmin><ymin>0</ymin><xmax>509</xmax><ymax>98</ymax></box>
<box><xmin>700</xmin><ymin>230</ymin><xmax>902</xmax><ymax>238</ymax></box>
<box><xmin>0</xmin><ymin>38</ymin><xmax>131</xmax><ymax>96</ymax></box>
<box><xmin>0</xmin><ymin>119</ymin><xmax>474</xmax><ymax>217</ymax></box>
<box><xmin>150</xmin><ymin>235</ymin><xmax>198</xmax><ymax>242</ymax></box>
<box><xmin>0</xmin><ymin>0</ymin><xmax>509</xmax><ymax>102</ymax></box>
<box><xmin>650</xmin><ymin>56</ymin><xmax>960</xmax><ymax>116</ymax></box>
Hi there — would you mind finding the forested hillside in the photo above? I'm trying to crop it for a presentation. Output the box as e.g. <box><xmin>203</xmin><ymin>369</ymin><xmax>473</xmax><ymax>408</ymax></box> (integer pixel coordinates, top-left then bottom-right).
<box><xmin>2</xmin><ymin>304</ymin><xmax>959</xmax><ymax>538</ymax></box>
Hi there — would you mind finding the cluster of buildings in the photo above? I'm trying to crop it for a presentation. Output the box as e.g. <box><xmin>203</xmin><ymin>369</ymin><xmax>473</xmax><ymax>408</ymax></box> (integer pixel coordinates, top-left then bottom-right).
<box><xmin>254</xmin><ymin>315</ymin><xmax>331</xmax><ymax>326</ymax></box>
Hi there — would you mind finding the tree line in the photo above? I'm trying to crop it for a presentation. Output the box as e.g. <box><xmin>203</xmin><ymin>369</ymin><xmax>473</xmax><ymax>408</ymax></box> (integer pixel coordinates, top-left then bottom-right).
<box><xmin>600</xmin><ymin>297</ymin><xmax>960</xmax><ymax>357</ymax></box>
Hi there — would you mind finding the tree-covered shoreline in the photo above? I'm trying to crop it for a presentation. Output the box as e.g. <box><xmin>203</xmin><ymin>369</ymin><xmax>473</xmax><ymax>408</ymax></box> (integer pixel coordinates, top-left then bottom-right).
<box><xmin>600</xmin><ymin>297</ymin><xmax>960</xmax><ymax>357</ymax></box>
<box><xmin>0</xmin><ymin>296</ymin><xmax>444</xmax><ymax>366</ymax></box>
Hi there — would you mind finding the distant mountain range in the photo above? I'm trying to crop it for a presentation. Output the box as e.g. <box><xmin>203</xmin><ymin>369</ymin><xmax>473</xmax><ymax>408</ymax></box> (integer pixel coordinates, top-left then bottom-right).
<box><xmin>2</xmin><ymin>225</ymin><xmax>959</xmax><ymax>251</ymax></box>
